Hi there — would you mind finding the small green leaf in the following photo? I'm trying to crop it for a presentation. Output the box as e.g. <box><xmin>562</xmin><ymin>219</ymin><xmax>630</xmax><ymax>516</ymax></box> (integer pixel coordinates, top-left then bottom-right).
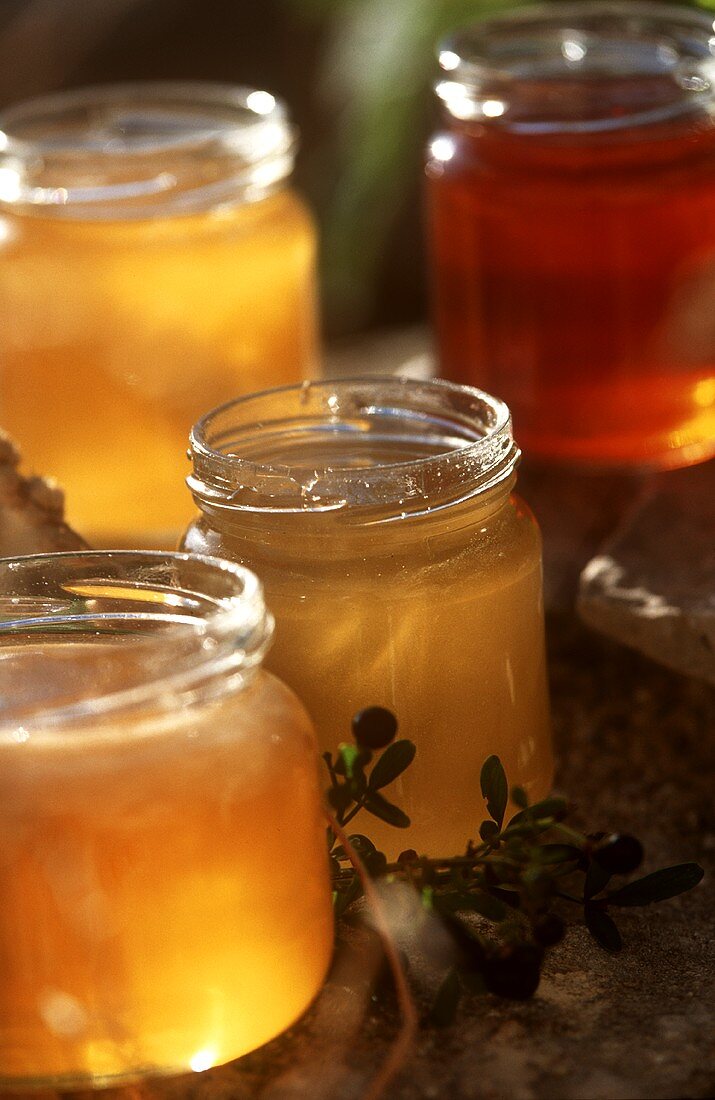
<box><xmin>480</xmin><ymin>755</ymin><xmax>508</xmax><ymax>828</ymax></box>
<box><xmin>536</xmin><ymin>844</ymin><xmax>582</xmax><ymax>865</ymax></box>
<box><xmin>584</xmin><ymin>860</ymin><xmax>612</xmax><ymax>900</ymax></box>
<box><xmin>605</xmin><ymin>863</ymin><xmax>704</xmax><ymax>907</ymax></box>
<box><xmin>585</xmin><ymin>904</ymin><xmax>622</xmax><ymax>952</ymax></box>
<box><xmin>509</xmin><ymin>797</ymin><xmax>568</xmax><ymax>827</ymax></box>
<box><xmin>427</xmin><ymin>968</ymin><xmax>462</xmax><ymax>1027</ymax></box>
<box><xmin>368</xmin><ymin>739</ymin><xmax>416</xmax><ymax>790</ymax></box>
<box><xmin>479</xmin><ymin>820</ymin><xmax>500</xmax><ymax>842</ymax></box>
<box><xmin>363</xmin><ymin>790</ymin><xmax>411</xmax><ymax>828</ymax></box>
<box><xmin>511</xmin><ymin>786</ymin><xmax>528</xmax><ymax>809</ymax></box>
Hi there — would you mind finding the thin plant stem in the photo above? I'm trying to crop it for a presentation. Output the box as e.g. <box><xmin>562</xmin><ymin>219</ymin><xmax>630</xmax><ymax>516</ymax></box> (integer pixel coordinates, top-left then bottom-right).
<box><xmin>327</xmin><ymin>811</ymin><xmax>418</xmax><ymax>1100</ymax></box>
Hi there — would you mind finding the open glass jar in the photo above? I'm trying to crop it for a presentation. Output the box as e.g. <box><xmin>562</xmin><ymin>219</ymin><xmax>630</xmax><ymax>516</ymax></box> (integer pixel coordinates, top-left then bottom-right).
<box><xmin>183</xmin><ymin>378</ymin><xmax>553</xmax><ymax>857</ymax></box>
<box><xmin>427</xmin><ymin>1</ymin><xmax>715</xmax><ymax>469</ymax></box>
<box><xmin>0</xmin><ymin>551</ymin><xmax>333</xmax><ymax>1089</ymax></box>
<box><xmin>0</xmin><ymin>83</ymin><xmax>319</xmax><ymax>546</ymax></box>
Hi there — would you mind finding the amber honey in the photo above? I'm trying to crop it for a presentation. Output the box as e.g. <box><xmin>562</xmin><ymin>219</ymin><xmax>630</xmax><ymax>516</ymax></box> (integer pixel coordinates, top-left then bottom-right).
<box><xmin>0</xmin><ymin>552</ymin><xmax>333</xmax><ymax>1087</ymax></box>
<box><xmin>427</xmin><ymin>3</ymin><xmax>715</xmax><ymax>469</ymax></box>
<box><xmin>184</xmin><ymin>379</ymin><xmax>553</xmax><ymax>857</ymax></box>
<box><xmin>0</xmin><ymin>84</ymin><xmax>318</xmax><ymax>546</ymax></box>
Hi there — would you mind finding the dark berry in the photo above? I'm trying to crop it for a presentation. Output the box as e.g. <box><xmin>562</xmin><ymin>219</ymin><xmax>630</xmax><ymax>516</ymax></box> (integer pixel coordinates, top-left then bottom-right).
<box><xmin>351</xmin><ymin>706</ymin><xmax>398</xmax><ymax>750</ymax></box>
<box><xmin>483</xmin><ymin>944</ymin><xmax>543</xmax><ymax>1000</ymax></box>
<box><xmin>533</xmin><ymin>913</ymin><xmax>566</xmax><ymax>947</ymax></box>
<box><xmin>592</xmin><ymin>834</ymin><xmax>644</xmax><ymax>875</ymax></box>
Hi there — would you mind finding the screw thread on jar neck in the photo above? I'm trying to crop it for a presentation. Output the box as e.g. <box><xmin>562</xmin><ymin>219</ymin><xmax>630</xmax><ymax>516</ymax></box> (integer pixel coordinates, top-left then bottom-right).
<box><xmin>187</xmin><ymin>377</ymin><xmax>521</xmax><ymax>525</ymax></box>
<box><xmin>0</xmin><ymin>82</ymin><xmax>296</xmax><ymax>219</ymax></box>
<box><xmin>0</xmin><ymin>551</ymin><xmax>274</xmax><ymax>734</ymax></box>
<box><xmin>436</xmin><ymin>1</ymin><xmax>715</xmax><ymax>137</ymax></box>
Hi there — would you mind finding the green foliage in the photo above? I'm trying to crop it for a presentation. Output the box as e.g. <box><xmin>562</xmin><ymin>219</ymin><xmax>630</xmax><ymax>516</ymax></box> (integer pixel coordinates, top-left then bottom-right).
<box><xmin>283</xmin><ymin>0</ymin><xmax>516</xmax><ymax>328</ymax></box>
<box><xmin>326</xmin><ymin>710</ymin><xmax>704</xmax><ymax>1023</ymax></box>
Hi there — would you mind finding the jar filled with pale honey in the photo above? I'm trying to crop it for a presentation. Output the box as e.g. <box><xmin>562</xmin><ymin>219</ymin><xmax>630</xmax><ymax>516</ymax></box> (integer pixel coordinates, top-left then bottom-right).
<box><xmin>0</xmin><ymin>550</ymin><xmax>333</xmax><ymax>1088</ymax></box>
<box><xmin>183</xmin><ymin>378</ymin><xmax>553</xmax><ymax>857</ymax></box>
<box><xmin>427</xmin><ymin>2</ymin><xmax>715</xmax><ymax>469</ymax></box>
<box><xmin>0</xmin><ymin>83</ymin><xmax>319</xmax><ymax>546</ymax></box>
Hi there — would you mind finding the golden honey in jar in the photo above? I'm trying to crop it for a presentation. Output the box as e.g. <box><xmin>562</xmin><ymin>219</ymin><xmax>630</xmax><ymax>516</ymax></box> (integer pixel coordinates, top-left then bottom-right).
<box><xmin>0</xmin><ymin>551</ymin><xmax>333</xmax><ymax>1088</ymax></box>
<box><xmin>183</xmin><ymin>378</ymin><xmax>553</xmax><ymax>857</ymax></box>
<box><xmin>0</xmin><ymin>84</ymin><xmax>319</xmax><ymax>547</ymax></box>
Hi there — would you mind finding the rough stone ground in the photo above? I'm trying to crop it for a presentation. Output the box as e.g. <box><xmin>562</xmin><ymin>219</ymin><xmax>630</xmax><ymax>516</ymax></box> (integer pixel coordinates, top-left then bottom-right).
<box><xmin>11</xmin><ymin>615</ymin><xmax>714</xmax><ymax>1100</ymax></box>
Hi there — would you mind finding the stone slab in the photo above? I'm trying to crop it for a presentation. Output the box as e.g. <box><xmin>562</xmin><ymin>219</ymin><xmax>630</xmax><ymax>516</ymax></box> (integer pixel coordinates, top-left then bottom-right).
<box><xmin>579</xmin><ymin>460</ymin><xmax>715</xmax><ymax>685</ymax></box>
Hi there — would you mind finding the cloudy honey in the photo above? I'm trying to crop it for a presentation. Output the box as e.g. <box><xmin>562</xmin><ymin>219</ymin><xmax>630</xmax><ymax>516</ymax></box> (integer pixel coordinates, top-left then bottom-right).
<box><xmin>0</xmin><ymin>84</ymin><xmax>318</xmax><ymax>546</ymax></box>
<box><xmin>184</xmin><ymin>378</ymin><xmax>553</xmax><ymax>857</ymax></box>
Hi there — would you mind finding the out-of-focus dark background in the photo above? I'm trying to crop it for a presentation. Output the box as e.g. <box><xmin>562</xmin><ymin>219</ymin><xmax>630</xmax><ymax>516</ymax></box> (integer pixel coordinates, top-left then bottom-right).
<box><xmin>0</xmin><ymin>0</ymin><xmax>710</xmax><ymax>338</ymax></box>
<box><xmin>0</xmin><ymin>0</ymin><xmax>520</xmax><ymax>338</ymax></box>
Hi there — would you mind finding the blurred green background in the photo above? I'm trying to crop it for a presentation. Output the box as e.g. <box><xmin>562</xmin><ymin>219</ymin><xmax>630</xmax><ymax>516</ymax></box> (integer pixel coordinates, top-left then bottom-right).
<box><xmin>0</xmin><ymin>0</ymin><xmax>711</xmax><ymax>337</ymax></box>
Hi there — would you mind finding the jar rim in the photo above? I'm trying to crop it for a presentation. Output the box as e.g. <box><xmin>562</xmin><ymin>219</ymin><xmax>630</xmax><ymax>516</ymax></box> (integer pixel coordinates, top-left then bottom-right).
<box><xmin>0</xmin><ymin>81</ymin><xmax>296</xmax><ymax>217</ymax></box>
<box><xmin>0</xmin><ymin>550</ymin><xmax>273</xmax><ymax>738</ymax></box>
<box><xmin>188</xmin><ymin>376</ymin><xmax>520</xmax><ymax>521</ymax></box>
<box><xmin>437</xmin><ymin>1</ymin><xmax>715</xmax><ymax>135</ymax></box>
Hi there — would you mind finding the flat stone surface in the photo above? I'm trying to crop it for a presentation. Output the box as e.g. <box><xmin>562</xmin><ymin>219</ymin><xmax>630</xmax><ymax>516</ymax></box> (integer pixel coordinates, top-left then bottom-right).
<box><xmin>11</xmin><ymin>616</ymin><xmax>714</xmax><ymax>1100</ymax></box>
<box><xmin>579</xmin><ymin>460</ymin><xmax>715</xmax><ymax>685</ymax></box>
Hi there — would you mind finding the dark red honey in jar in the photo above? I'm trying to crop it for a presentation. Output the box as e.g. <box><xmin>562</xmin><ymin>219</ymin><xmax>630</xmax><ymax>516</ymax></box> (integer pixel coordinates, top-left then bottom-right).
<box><xmin>426</xmin><ymin>2</ymin><xmax>715</xmax><ymax>468</ymax></box>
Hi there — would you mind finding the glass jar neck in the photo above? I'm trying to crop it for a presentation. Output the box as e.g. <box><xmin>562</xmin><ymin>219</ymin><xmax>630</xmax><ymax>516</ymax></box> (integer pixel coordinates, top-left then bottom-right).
<box><xmin>0</xmin><ymin>551</ymin><xmax>273</xmax><ymax>737</ymax></box>
<box><xmin>187</xmin><ymin>377</ymin><xmax>521</xmax><ymax>530</ymax></box>
<box><xmin>0</xmin><ymin>83</ymin><xmax>296</xmax><ymax>220</ymax></box>
<box><xmin>436</xmin><ymin>2</ymin><xmax>715</xmax><ymax>139</ymax></box>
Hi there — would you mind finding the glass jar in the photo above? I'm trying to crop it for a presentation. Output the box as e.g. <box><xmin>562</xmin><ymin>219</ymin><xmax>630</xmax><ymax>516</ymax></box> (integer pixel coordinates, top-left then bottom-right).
<box><xmin>0</xmin><ymin>83</ymin><xmax>319</xmax><ymax>547</ymax></box>
<box><xmin>427</xmin><ymin>1</ymin><xmax>715</xmax><ymax>469</ymax></box>
<box><xmin>0</xmin><ymin>551</ymin><xmax>333</xmax><ymax>1088</ymax></box>
<box><xmin>183</xmin><ymin>378</ymin><xmax>553</xmax><ymax>857</ymax></box>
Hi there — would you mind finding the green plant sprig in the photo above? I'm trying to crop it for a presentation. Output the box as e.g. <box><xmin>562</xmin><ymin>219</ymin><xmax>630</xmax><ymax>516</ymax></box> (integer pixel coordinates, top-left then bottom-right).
<box><xmin>325</xmin><ymin>708</ymin><xmax>704</xmax><ymax>1021</ymax></box>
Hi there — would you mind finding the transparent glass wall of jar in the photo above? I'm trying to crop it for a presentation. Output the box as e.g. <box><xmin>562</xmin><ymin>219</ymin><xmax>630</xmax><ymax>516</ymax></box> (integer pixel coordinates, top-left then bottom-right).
<box><xmin>183</xmin><ymin>378</ymin><xmax>553</xmax><ymax>857</ymax></box>
<box><xmin>427</xmin><ymin>2</ymin><xmax>715</xmax><ymax>469</ymax></box>
<box><xmin>0</xmin><ymin>551</ymin><xmax>333</xmax><ymax>1089</ymax></box>
<box><xmin>0</xmin><ymin>83</ymin><xmax>319</xmax><ymax>546</ymax></box>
